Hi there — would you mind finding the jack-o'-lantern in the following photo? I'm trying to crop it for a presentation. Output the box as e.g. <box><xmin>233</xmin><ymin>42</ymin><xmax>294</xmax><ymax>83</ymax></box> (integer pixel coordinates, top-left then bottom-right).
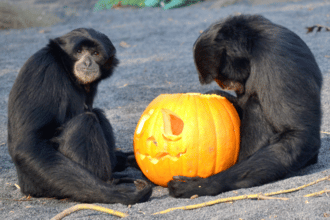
<box><xmin>133</xmin><ymin>93</ymin><xmax>240</xmax><ymax>187</ymax></box>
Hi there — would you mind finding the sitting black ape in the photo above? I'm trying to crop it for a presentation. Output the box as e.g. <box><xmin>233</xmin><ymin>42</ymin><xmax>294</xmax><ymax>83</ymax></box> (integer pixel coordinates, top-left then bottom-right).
<box><xmin>8</xmin><ymin>28</ymin><xmax>152</xmax><ymax>204</ymax></box>
<box><xmin>168</xmin><ymin>15</ymin><xmax>322</xmax><ymax>198</ymax></box>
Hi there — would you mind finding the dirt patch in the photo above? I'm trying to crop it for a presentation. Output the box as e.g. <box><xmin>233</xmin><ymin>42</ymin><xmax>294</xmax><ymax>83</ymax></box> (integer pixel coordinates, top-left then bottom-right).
<box><xmin>0</xmin><ymin>1</ymin><xmax>61</xmax><ymax>30</ymax></box>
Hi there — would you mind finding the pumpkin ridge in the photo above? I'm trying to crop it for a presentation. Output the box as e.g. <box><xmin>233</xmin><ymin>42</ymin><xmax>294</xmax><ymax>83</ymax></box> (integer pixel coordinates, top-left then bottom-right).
<box><xmin>219</xmin><ymin>100</ymin><xmax>232</xmax><ymax>171</ymax></box>
<box><xmin>175</xmin><ymin>94</ymin><xmax>186</xmax><ymax>177</ymax></box>
<box><xmin>171</xmin><ymin>94</ymin><xmax>187</xmax><ymax>179</ymax></box>
<box><xmin>212</xmin><ymin>96</ymin><xmax>227</xmax><ymax>173</ymax></box>
<box><xmin>193</xmin><ymin>95</ymin><xmax>200</xmax><ymax>177</ymax></box>
<box><xmin>221</xmin><ymin>100</ymin><xmax>240</xmax><ymax>164</ymax></box>
<box><xmin>164</xmin><ymin>94</ymin><xmax>183</xmax><ymax>182</ymax></box>
<box><xmin>147</xmin><ymin>100</ymin><xmax>163</xmax><ymax>183</ymax></box>
<box><xmin>203</xmin><ymin>96</ymin><xmax>218</xmax><ymax>175</ymax></box>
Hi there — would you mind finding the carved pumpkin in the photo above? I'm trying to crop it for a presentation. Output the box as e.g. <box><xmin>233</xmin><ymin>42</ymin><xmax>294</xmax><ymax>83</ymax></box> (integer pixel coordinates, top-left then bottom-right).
<box><xmin>133</xmin><ymin>93</ymin><xmax>240</xmax><ymax>187</ymax></box>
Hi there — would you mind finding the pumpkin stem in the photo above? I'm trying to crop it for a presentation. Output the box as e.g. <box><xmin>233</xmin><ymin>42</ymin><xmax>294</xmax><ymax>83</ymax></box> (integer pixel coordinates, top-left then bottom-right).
<box><xmin>161</xmin><ymin>109</ymin><xmax>184</xmax><ymax>141</ymax></box>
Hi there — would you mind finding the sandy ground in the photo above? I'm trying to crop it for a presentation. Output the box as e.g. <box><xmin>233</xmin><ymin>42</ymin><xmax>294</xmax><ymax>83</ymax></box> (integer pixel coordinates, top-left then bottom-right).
<box><xmin>0</xmin><ymin>0</ymin><xmax>330</xmax><ymax>219</ymax></box>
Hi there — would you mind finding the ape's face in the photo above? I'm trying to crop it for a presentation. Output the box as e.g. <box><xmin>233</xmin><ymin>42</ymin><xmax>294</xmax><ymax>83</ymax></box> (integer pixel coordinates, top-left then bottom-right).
<box><xmin>56</xmin><ymin>28</ymin><xmax>118</xmax><ymax>85</ymax></box>
<box><xmin>72</xmin><ymin>45</ymin><xmax>104</xmax><ymax>85</ymax></box>
<box><xmin>193</xmin><ymin>31</ymin><xmax>245</xmax><ymax>96</ymax></box>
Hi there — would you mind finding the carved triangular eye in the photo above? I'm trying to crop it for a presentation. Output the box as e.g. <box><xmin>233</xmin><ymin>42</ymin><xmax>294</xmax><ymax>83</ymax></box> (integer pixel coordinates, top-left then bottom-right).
<box><xmin>136</xmin><ymin>109</ymin><xmax>154</xmax><ymax>136</ymax></box>
<box><xmin>161</xmin><ymin>109</ymin><xmax>184</xmax><ymax>141</ymax></box>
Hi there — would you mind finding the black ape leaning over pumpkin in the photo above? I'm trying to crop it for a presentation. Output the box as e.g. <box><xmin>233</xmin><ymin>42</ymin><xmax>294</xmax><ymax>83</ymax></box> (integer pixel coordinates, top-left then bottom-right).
<box><xmin>168</xmin><ymin>14</ymin><xmax>322</xmax><ymax>198</ymax></box>
<box><xmin>8</xmin><ymin>28</ymin><xmax>152</xmax><ymax>204</ymax></box>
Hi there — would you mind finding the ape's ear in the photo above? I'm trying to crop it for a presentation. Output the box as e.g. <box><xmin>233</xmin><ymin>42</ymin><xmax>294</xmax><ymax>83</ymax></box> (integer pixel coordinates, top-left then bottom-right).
<box><xmin>50</xmin><ymin>38</ymin><xmax>69</xmax><ymax>55</ymax></box>
<box><xmin>103</xmin><ymin>55</ymin><xmax>119</xmax><ymax>69</ymax></box>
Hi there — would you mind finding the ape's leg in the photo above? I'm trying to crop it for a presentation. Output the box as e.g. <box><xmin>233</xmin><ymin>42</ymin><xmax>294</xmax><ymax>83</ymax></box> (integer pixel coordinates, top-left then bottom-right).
<box><xmin>56</xmin><ymin>111</ymin><xmax>113</xmax><ymax>181</ymax></box>
<box><xmin>23</xmin><ymin>111</ymin><xmax>153</xmax><ymax>204</ymax></box>
<box><xmin>168</xmin><ymin>131</ymin><xmax>319</xmax><ymax>198</ymax></box>
<box><xmin>92</xmin><ymin>108</ymin><xmax>136</xmax><ymax>172</ymax></box>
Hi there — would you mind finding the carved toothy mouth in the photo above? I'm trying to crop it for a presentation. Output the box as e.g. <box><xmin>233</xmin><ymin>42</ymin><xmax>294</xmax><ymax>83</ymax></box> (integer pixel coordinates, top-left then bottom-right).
<box><xmin>136</xmin><ymin>148</ymin><xmax>187</xmax><ymax>164</ymax></box>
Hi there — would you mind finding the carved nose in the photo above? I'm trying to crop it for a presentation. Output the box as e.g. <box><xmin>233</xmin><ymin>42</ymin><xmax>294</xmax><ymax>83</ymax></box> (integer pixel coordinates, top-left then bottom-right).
<box><xmin>84</xmin><ymin>57</ymin><xmax>92</xmax><ymax>67</ymax></box>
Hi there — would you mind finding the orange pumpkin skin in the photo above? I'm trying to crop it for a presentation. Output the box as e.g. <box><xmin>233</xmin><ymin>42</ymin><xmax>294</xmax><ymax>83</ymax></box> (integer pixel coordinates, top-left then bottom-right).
<box><xmin>133</xmin><ymin>93</ymin><xmax>240</xmax><ymax>187</ymax></box>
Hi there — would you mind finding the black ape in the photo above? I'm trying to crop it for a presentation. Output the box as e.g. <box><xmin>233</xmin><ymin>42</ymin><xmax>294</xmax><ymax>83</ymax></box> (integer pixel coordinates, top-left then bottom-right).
<box><xmin>8</xmin><ymin>28</ymin><xmax>152</xmax><ymax>204</ymax></box>
<box><xmin>168</xmin><ymin>15</ymin><xmax>322</xmax><ymax>198</ymax></box>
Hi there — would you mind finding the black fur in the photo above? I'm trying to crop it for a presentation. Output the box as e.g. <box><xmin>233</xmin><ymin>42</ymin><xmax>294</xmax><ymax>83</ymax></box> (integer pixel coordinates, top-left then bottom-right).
<box><xmin>168</xmin><ymin>15</ymin><xmax>322</xmax><ymax>198</ymax></box>
<box><xmin>8</xmin><ymin>28</ymin><xmax>152</xmax><ymax>204</ymax></box>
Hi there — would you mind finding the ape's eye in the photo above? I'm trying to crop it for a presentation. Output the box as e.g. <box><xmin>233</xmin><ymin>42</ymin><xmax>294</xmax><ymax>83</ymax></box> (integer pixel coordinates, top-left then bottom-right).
<box><xmin>93</xmin><ymin>51</ymin><xmax>99</xmax><ymax>56</ymax></box>
<box><xmin>77</xmin><ymin>49</ymin><xmax>82</xmax><ymax>53</ymax></box>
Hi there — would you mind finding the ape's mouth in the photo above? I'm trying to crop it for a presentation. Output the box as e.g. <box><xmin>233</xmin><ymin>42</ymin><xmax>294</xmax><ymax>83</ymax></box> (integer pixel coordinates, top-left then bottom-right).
<box><xmin>76</xmin><ymin>68</ymin><xmax>99</xmax><ymax>73</ymax></box>
<box><xmin>214</xmin><ymin>78</ymin><xmax>244</xmax><ymax>95</ymax></box>
<box><xmin>74</xmin><ymin>69</ymin><xmax>101</xmax><ymax>84</ymax></box>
